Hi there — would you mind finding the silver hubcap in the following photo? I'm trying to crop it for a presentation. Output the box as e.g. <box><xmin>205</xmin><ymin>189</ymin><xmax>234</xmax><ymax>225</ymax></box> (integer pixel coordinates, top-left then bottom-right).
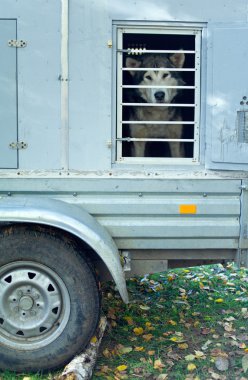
<box><xmin>0</xmin><ymin>261</ymin><xmax>70</xmax><ymax>350</ymax></box>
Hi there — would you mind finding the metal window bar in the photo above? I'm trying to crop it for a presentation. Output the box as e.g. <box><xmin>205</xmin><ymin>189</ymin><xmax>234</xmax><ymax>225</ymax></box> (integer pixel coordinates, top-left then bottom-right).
<box><xmin>122</xmin><ymin>67</ymin><xmax>196</xmax><ymax>71</ymax></box>
<box><xmin>118</xmin><ymin>138</ymin><xmax>195</xmax><ymax>142</ymax></box>
<box><xmin>121</xmin><ymin>121</ymin><xmax>195</xmax><ymax>125</ymax></box>
<box><xmin>118</xmin><ymin>49</ymin><xmax>196</xmax><ymax>54</ymax></box>
<box><xmin>122</xmin><ymin>103</ymin><xmax>196</xmax><ymax>107</ymax></box>
<box><xmin>116</xmin><ymin>27</ymin><xmax>201</xmax><ymax>164</ymax></box>
<box><xmin>122</xmin><ymin>85</ymin><xmax>195</xmax><ymax>89</ymax></box>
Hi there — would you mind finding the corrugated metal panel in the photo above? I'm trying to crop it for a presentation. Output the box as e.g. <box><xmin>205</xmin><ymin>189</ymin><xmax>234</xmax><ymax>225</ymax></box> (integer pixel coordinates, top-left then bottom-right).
<box><xmin>0</xmin><ymin>178</ymin><xmax>241</xmax><ymax>250</ymax></box>
<box><xmin>1</xmin><ymin>178</ymin><xmax>241</xmax><ymax>249</ymax></box>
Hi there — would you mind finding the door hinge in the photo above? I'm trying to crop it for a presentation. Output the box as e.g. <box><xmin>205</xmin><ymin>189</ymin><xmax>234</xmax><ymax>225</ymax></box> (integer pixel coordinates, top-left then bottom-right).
<box><xmin>9</xmin><ymin>142</ymin><xmax>28</xmax><ymax>150</ymax></box>
<box><xmin>8</xmin><ymin>39</ymin><xmax>27</xmax><ymax>48</ymax></box>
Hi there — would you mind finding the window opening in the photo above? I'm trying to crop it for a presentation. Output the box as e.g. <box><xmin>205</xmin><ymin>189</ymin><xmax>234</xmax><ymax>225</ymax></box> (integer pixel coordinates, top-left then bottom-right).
<box><xmin>115</xmin><ymin>27</ymin><xmax>201</xmax><ymax>164</ymax></box>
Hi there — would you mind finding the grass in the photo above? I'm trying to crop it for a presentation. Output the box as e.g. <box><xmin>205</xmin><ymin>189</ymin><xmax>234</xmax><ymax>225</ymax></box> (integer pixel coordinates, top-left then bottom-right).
<box><xmin>1</xmin><ymin>263</ymin><xmax>248</xmax><ymax>380</ymax></box>
<box><xmin>93</xmin><ymin>263</ymin><xmax>248</xmax><ymax>380</ymax></box>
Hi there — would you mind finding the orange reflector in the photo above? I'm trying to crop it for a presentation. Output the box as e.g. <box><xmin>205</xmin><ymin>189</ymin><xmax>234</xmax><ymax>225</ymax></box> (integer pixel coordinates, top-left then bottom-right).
<box><xmin>179</xmin><ymin>204</ymin><xmax>197</xmax><ymax>214</ymax></box>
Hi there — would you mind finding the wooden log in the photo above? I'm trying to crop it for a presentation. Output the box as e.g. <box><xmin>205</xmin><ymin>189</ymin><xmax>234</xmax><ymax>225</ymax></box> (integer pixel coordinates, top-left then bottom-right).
<box><xmin>57</xmin><ymin>316</ymin><xmax>107</xmax><ymax>380</ymax></box>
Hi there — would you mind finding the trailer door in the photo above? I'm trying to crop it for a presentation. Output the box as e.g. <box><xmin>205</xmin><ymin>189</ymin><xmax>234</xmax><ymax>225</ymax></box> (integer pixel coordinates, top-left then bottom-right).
<box><xmin>206</xmin><ymin>25</ymin><xmax>248</xmax><ymax>170</ymax></box>
<box><xmin>0</xmin><ymin>20</ymin><xmax>17</xmax><ymax>168</ymax></box>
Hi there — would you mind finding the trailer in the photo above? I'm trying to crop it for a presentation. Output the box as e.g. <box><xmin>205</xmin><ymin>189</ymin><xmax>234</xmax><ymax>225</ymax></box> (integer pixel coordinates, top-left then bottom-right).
<box><xmin>0</xmin><ymin>0</ymin><xmax>248</xmax><ymax>372</ymax></box>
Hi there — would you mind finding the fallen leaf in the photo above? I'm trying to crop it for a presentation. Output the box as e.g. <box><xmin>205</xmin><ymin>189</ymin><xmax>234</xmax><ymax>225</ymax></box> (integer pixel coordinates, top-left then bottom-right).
<box><xmin>187</xmin><ymin>363</ymin><xmax>196</xmax><ymax>371</ymax></box>
<box><xmin>168</xmin><ymin>319</ymin><xmax>177</xmax><ymax>326</ymax></box>
<box><xmin>154</xmin><ymin>359</ymin><xmax>165</xmax><ymax>370</ymax></box>
<box><xmin>242</xmin><ymin>354</ymin><xmax>248</xmax><ymax>373</ymax></box>
<box><xmin>194</xmin><ymin>350</ymin><xmax>205</xmax><ymax>359</ymax></box>
<box><xmin>185</xmin><ymin>354</ymin><xmax>196</xmax><ymax>361</ymax></box>
<box><xmin>178</xmin><ymin>343</ymin><xmax>189</xmax><ymax>350</ymax></box>
<box><xmin>210</xmin><ymin>349</ymin><xmax>228</xmax><ymax>358</ymax></box>
<box><xmin>139</xmin><ymin>305</ymin><xmax>150</xmax><ymax>310</ymax></box>
<box><xmin>157</xmin><ymin>375</ymin><xmax>168</xmax><ymax>380</ymax></box>
<box><xmin>215</xmin><ymin>298</ymin><xmax>224</xmax><ymax>303</ymax></box>
<box><xmin>167</xmin><ymin>351</ymin><xmax>181</xmax><ymax>360</ymax></box>
<box><xmin>90</xmin><ymin>335</ymin><xmax>97</xmax><ymax>344</ymax></box>
<box><xmin>201</xmin><ymin>339</ymin><xmax>212</xmax><ymax>350</ymax></box>
<box><xmin>134</xmin><ymin>346</ymin><xmax>145</xmax><ymax>352</ymax></box>
<box><xmin>123</xmin><ymin>316</ymin><xmax>134</xmax><ymax>325</ymax></box>
<box><xmin>223</xmin><ymin>322</ymin><xmax>234</xmax><ymax>332</ymax></box>
<box><xmin>148</xmin><ymin>350</ymin><xmax>155</xmax><ymax>355</ymax></box>
<box><xmin>118</xmin><ymin>346</ymin><xmax>133</xmax><ymax>354</ymax></box>
<box><xmin>116</xmin><ymin>365</ymin><xmax>128</xmax><ymax>372</ymax></box>
<box><xmin>215</xmin><ymin>357</ymin><xmax>229</xmax><ymax>371</ymax></box>
<box><xmin>103</xmin><ymin>348</ymin><xmax>112</xmax><ymax>358</ymax></box>
<box><xmin>238</xmin><ymin>342</ymin><xmax>247</xmax><ymax>349</ymax></box>
<box><xmin>201</xmin><ymin>327</ymin><xmax>211</xmax><ymax>335</ymax></box>
<box><xmin>142</xmin><ymin>333</ymin><xmax>153</xmax><ymax>341</ymax></box>
<box><xmin>133</xmin><ymin>327</ymin><xmax>144</xmax><ymax>335</ymax></box>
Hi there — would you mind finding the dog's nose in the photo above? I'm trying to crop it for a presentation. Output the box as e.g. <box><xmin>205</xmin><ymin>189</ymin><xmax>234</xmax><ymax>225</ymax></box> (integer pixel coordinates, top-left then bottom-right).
<box><xmin>154</xmin><ymin>91</ymin><xmax>165</xmax><ymax>101</ymax></box>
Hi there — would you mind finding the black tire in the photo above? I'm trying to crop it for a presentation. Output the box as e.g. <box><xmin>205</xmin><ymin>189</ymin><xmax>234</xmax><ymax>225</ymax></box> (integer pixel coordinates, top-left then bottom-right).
<box><xmin>0</xmin><ymin>224</ymin><xmax>100</xmax><ymax>372</ymax></box>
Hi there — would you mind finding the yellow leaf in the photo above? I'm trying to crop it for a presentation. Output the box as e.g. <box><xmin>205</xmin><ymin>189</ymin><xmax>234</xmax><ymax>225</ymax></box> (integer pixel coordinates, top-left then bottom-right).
<box><xmin>170</xmin><ymin>337</ymin><xmax>179</xmax><ymax>342</ymax></box>
<box><xmin>215</xmin><ymin>298</ymin><xmax>224</xmax><ymax>303</ymax></box>
<box><xmin>170</xmin><ymin>335</ymin><xmax>186</xmax><ymax>343</ymax></box>
<box><xmin>142</xmin><ymin>333</ymin><xmax>153</xmax><ymax>341</ymax></box>
<box><xmin>123</xmin><ymin>316</ymin><xmax>134</xmax><ymax>325</ymax></box>
<box><xmin>187</xmin><ymin>363</ymin><xmax>197</xmax><ymax>371</ymax></box>
<box><xmin>154</xmin><ymin>359</ymin><xmax>165</xmax><ymax>370</ymax></box>
<box><xmin>134</xmin><ymin>346</ymin><xmax>145</xmax><ymax>351</ymax></box>
<box><xmin>133</xmin><ymin>327</ymin><xmax>144</xmax><ymax>335</ymax></box>
<box><xmin>178</xmin><ymin>343</ymin><xmax>188</xmax><ymax>349</ymax></box>
<box><xmin>116</xmin><ymin>365</ymin><xmax>128</xmax><ymax>372</ymax></box>
<box><xmin>90</xmin><ymin>336</ymin><xmax>97</xmax><ymax>344</ymax></box>
<box><xmin>145</xmin><ymin>322</ymin><xmax>152</xmax><ymax>327</ymax></box>
<box><xmin>168</xmin><ymin>319</ymin><xmax>177</xmax><ymax>326</ymax></box>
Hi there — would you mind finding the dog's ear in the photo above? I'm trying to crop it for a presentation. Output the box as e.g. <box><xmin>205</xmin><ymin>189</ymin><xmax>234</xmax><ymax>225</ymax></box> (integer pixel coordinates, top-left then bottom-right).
<box><xmin>169</xmin><ymin>51</ymin><xmax>185</xmax><ymax>68</ymax></box>
<box><xmin>125</xmin><ymin>56</ymin><xmax>142</xmax><ymax>76</ymax></box>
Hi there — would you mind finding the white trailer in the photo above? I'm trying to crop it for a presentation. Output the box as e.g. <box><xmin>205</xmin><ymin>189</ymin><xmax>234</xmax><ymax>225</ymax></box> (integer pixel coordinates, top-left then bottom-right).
<box><xmin>0</xmin><ymin>0</ymin><xmax>248</xmax><ymax>372</ymax></box>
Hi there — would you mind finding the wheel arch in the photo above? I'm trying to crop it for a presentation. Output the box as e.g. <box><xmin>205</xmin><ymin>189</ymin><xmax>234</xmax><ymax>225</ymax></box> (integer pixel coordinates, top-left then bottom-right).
<box><xmin>0</xmin><ymin>197</ymin><xmax>128</xmax><ymax>303</ymax></box>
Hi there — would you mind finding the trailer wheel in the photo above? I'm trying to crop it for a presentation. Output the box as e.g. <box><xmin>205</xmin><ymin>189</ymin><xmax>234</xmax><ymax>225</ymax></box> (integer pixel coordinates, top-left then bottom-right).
<box><xmin>0</xmin><ymin>225</ymin><xmax>100</xmax><ymax>372</ymax></box>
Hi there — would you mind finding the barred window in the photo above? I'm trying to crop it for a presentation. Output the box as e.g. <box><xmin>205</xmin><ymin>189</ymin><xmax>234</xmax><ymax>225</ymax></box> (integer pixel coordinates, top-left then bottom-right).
<box><xmin>115</xmin><ymin>26</ymin><xmax>201</xmax><ymax>164</ymax></box>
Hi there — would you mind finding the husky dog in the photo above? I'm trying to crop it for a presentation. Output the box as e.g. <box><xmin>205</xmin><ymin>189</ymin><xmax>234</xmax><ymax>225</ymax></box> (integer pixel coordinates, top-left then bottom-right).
<box><xmin>125</xmin><ymin>52</ymin><xmax>185</xmax><ymax>157</ymax></box>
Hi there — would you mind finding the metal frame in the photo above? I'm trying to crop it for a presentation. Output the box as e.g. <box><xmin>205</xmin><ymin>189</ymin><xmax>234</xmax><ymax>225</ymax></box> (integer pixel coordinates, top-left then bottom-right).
<box><xmin>114</xmin><ymin>25</ymin><xmax>202</xmax><ymax>165</ymax></box>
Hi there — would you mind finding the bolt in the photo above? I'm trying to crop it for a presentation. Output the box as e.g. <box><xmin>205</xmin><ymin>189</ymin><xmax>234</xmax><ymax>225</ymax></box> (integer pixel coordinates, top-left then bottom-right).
<box><xmin>30</xmin><ymin>310</ymin><xmax>36</xmax><ymax>316</ymax></box>
<box><xmin>17</xmin><ymin>290</ymin><xmax>23</xmax><ymax>297</ymax></box>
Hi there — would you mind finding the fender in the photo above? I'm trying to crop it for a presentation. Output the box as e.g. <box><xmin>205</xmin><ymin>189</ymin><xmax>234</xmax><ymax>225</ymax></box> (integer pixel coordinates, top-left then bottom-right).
<box><xmin>0</xmin><ymin>196</ymin><xmax>129</xmax><ymax>303</ymax></box>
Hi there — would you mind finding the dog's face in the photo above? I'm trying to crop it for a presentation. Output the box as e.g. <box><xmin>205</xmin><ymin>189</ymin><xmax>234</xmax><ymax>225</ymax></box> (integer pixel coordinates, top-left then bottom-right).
<box><xmin>126</xmin><ymin>53</ymin><xmax>185</xmax><ymax>104</ymax></box>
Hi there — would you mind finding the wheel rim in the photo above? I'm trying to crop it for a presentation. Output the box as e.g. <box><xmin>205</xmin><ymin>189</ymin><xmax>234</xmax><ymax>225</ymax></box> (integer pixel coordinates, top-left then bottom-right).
<box><xmin>0</xmin><ymin>261</ymin><xmax>70</xmax><ymax>350</ymax></box>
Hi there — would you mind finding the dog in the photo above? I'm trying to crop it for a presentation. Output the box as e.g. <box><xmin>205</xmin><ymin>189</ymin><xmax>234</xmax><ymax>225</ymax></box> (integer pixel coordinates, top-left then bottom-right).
<box><xmin>125</xmin><ymin>52</ymin><xmax>185</xmax><ymax>158</ymax></box>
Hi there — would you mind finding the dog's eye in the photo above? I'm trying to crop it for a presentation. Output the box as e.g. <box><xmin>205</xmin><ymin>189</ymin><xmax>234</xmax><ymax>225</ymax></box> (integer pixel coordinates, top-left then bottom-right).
<box><xmin>162</xmin><ymin>73</ymin><xmax>169</xmax><ymax>79</ymax></box>
<box><xmin>145</xmin><ymin>75</ymin><xmax>152</xmax><ymax>81</ymax></box>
